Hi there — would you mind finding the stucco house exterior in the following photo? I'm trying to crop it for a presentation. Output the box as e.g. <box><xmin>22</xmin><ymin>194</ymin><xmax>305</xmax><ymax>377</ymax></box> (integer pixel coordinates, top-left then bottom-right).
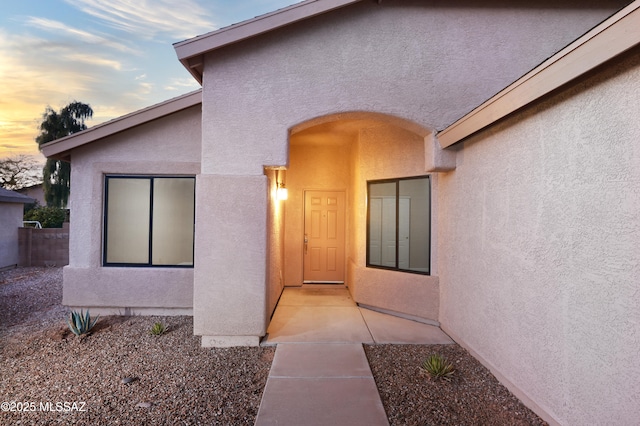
<box><xmin>41</xmin><ymin>0</ymin><xmax>639</xmax><ymax>424</ymax></box>
<box><xmin>0</xmin><ymin>187</ymin><xmax>35</xmax><ymax>269</ymax></box>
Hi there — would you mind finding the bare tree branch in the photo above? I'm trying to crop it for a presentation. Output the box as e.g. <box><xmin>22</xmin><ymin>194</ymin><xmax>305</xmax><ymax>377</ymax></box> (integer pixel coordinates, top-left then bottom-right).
<box><xmin>0</xmin><ymin>155</ymin><xmax>44</xmax><ymax>190</ymax></box>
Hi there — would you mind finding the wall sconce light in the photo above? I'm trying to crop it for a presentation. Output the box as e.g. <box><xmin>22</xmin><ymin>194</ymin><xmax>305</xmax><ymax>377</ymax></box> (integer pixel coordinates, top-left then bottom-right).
<box><xmin>276</xmin><ymin>170</ymin><xmax>288</xmax><ymax>201</ymax></box>
<box><xmin>277</xmin><ymin>183</ymin><xmax>288</xmax><ymax>201</ymax></box>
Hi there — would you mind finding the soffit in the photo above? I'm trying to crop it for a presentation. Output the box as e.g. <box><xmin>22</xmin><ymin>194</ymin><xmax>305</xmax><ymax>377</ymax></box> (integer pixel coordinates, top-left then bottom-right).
<box><xmin>290</xmin><ymin>118</ymin><xmax>385</xmax><ymax>146</ymax></box>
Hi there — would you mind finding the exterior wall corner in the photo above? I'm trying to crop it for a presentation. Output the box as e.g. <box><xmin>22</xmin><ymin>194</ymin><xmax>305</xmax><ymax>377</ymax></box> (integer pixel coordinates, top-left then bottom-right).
<box><xmin>426</xmin><ymin>133</ymin><xmax>456</xmax><ymax>172</ymax></box>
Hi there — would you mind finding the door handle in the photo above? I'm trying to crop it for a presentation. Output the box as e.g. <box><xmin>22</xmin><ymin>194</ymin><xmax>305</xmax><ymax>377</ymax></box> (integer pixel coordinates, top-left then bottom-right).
<box><xmin>304</xmin><ymin>234</ymin><xmax>308</xmax><ymax>254</ymax></box>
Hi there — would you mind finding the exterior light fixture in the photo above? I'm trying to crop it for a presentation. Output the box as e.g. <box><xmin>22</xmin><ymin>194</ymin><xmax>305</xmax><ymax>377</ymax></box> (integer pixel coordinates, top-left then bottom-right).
<box><xmin>277</xmin><ymin>183</ymin><xmax>288</xmax><ymax>201</ymax></box>
<box><xmin>276</xmin><ymin>170</ymin><xmax>288</xmax><ymax>201</ymax></box>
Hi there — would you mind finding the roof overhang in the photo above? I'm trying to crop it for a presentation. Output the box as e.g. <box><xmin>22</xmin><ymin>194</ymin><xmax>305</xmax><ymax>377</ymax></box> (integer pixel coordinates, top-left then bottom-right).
<box><xmin>41</xmin><ymin>90</ymin><xmax>202</xmax><ymax>161</ymax></box>
<box><xmin>437</xmin><ymin>0</ymin><xmax>640</xmax><ymax>148</ymax></box>
<box><xmin>174</xmin><ymin>0</ymin><xmax>363</xmax><ymax>84</ymax></box>
<box><xmin>0</xmin><ymin>188</ymin><xmax>35</xmax><ymax>204</ymax></box>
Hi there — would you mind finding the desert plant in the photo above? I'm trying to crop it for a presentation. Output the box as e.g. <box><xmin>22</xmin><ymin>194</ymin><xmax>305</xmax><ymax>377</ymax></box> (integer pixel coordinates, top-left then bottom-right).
<box><xmin>422</xmin><ymin>353</ymin><xmax>455</xmax><ymax>381</ymax></box>
<box><xmin>67</xmin><ymin>310</ymin><xmax>99</xmax><ymax>337</ymax></box>
<box><xmin>24</xmin><ymin>206</ymin><xmax>65</xmax><ymax>228</ymax></box>
<box><xmin>149</xmin><ymin>322</ymin><xmax>167</xmax><ymax>336</ymax></box>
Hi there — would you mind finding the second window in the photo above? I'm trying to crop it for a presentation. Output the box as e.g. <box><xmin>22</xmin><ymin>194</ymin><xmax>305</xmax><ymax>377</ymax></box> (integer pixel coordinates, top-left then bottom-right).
<box><xmin>367</xmin><ymin>176</ymin><xmax>430</xmax><ymax>274</ymax></box>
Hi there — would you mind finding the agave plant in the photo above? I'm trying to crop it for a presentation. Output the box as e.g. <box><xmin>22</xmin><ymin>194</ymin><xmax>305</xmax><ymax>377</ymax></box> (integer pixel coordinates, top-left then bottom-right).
<box><xmin>67</xmin><ymin>310</ymin><xmax>99</xmax><ymax>337</ymax></box>
<box><xmin>149</xmin><ymin>322</ymin><xmax>167</xmax><ymax>336</ymax></box>
<box><xmin>422</xmin><ymin>354</ymin><xmax>455</xmax><ymax>381</ymax></box>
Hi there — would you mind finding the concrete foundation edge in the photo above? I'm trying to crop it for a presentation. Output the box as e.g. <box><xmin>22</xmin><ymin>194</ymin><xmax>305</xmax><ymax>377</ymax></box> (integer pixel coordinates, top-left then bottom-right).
<box><xmin>201</xmin><ymin>335</ymin><xmax>262</xmax><ymax>347</ymax></box>
<box><xmin>66</xmin><ymin>306</ymin><xmax>193</xmax><ymax>316</ymax></box>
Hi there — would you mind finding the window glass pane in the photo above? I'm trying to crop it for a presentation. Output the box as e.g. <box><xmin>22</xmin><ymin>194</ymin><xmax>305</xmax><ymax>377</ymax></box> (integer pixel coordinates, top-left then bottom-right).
<box><xmin>367</xmin><ymin>176</ymin><xmax>430</xmax><ymax>274</ymax></box>
<box><xmin>152</xmin><ymin>178</ymin><xmax>195</xmax><ymax>266</ymax></box>
<box><xmin>106</xmin><ymin>178</ymin><xmax>150</xmax><ymax>264</ymax></box>
<box><xmin>399</xmin><ymin>178</ymin><xmax>430</xmax><ymax>273</ymax></box>
<box><xmin>368</xmin><ymin>181</ymin><xmax>397</xmax><ymax>267</ymax></box>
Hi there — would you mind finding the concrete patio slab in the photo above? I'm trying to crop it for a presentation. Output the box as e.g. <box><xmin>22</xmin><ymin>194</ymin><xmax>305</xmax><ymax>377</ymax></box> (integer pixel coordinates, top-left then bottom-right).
<box><xmin>277</xmin><ymin>286</ymin><xmax>354</xmax><ymax>307</ymax></box>
<box><xmin>359</xmin><ymin>307</ymin><xmax>455</xmax><ymax>344</ymax></box>
<box><xmin>265</xmin><ymin>305</ymin><xmax>374</xmax><ymax>344</ymax></box>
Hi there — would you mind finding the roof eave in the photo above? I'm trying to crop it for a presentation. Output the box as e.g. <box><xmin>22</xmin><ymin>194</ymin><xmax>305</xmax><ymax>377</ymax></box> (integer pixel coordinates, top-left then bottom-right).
<box><xmin>0</xmin><ymin>197</ymin><xmax>35</xmax><ymax>204</ymax></box>
<box><xmin>174</xmin><ymin>0</ymin><xmax>363</xmax><ymax>81</ymax></box>
<box><xmin>41</xmin><ymin>90</ymin><xmax>202</xmax><ymax>161</ymax></box>
<box><xmin>0</xmin><ymin>189</ymin><xmax>35</xmax><ymax>204</ymax></box>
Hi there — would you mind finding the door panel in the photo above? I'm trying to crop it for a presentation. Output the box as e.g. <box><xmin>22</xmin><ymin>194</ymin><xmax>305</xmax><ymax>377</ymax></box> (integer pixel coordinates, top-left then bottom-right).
<box><xmin>304</xmin><ymin>190</ymin><xmax>345</xmax><ymax>283</ymax></box>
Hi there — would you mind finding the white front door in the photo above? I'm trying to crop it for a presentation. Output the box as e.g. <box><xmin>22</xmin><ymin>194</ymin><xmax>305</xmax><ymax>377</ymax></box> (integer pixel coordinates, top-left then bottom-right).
<box><xmin>303</xmin><ymin>190</ymin><xmax>346</xmax><ymax>283</ymax></box>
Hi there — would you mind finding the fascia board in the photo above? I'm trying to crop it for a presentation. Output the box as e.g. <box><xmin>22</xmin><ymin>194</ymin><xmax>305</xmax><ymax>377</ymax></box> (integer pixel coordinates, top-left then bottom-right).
<box><xmin>437</xmin><ymin>1</ymin><xmax>640</xmax><ymax>148</ymax></box>
<box><xmin>41</xmin><ymin>90</ymin><xmax>202</xmax><ymax>160</ymax></box>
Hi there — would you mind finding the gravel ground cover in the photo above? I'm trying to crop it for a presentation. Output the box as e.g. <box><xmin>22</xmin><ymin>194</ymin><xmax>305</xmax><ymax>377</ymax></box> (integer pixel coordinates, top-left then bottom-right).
<box><xmin>0</xmin><ymin>267</ymin><xmax>273</xmax><ymax>425</ymax></box>
<box><xmin>365</xmin><ymin>344</ymin><xmax>547</xmax><ymax>426</ymax></box>
<box><xmin>1</xmin><ymin>267</ymin><xmax>547</xmax><ymax>425</ymax></box>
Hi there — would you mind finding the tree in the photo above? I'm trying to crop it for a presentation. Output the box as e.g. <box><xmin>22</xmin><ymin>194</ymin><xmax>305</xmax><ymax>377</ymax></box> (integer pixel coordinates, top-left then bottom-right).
<box><xmin>36</xmin><ymin>101</ymin><xmax>93</xmax><ymax>208</ymax></box>
<box><xmin>0</xmin><ymin>155</ymin><xmax>43</xmax><ymax>190</ymax></box>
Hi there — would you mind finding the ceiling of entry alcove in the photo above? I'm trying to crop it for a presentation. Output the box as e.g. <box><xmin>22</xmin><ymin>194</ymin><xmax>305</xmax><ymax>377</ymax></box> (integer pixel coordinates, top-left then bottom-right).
<box><xmin>290</xmin><ymin>118</ymin><xmax>387</xmax><ymax>146</ymax></box>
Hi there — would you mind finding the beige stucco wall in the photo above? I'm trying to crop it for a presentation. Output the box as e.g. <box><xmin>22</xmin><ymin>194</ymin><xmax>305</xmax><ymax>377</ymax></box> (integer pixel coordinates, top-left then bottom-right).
<box><xmin>63</xmin><ymin>105</ymin><xmax>201</xmax><ymax>315</ymax></box>
<box><xmin>284</xmin><ymin>140</ymin><xmax>352</xmax><ymax>286</ymax></box>
<box><xmin>438</xmin><ymin>48</ymin><xmax>640</xmax><ymax>425</ymax></box>
<box><xmin>349</xmin><ymin>124</ymin><xmax>440</xmax><ymax>321</ymax></box>
<box><xmin>0</xmin><ymin>202</ymin><xmax>24</xmax><ymax>269</ymax></box>
<box><xmin>201</xmin><ymin>0</ymin><xmax>624</xmax><ymax>172</ymax></box>
<box><xmin>266</xmin><ymin>169</ymin><xmax>286</xmax><ymax>320</ymax></box>
<box><xmin>194</xmin><ymin>174</ymin><xmax>268</xmax><ymax>346</ymax></box>
<box><xmin>197</xmin><ymin>0</ymin><xmax>623</xmax><ymax>343</ymax></box>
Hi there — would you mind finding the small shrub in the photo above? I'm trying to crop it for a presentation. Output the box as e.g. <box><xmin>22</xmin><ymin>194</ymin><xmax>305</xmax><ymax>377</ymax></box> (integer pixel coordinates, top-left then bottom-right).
<box><xmin>149</xmin><ymin>322</ymin><xmax>167</xmax><ymax>336</ymax></box>
<box><xmin>24</xmin><ymin>206</ymin><xmax>65</xmax><ymax>228</ymax></box>
<box><xmin>67</xmin><ymin>310</ymin><xmax>99</xmax><ymax>337</ymax></box>
<box><xmin>422</xmin><ymin>353</ymin><xmax>455</xmax><ymax>381</ymax></box>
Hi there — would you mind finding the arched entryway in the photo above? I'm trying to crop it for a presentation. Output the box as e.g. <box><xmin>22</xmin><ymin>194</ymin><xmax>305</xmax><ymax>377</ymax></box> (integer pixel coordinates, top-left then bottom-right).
<box><xmin>266</xmin><ymin>111</ymin><xmax>441</xmax><ymax>330</ymax></box>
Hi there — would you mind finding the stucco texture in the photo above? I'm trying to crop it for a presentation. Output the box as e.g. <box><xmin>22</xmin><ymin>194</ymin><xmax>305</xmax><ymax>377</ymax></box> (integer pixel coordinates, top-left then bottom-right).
<box><xmin>438</xmin><ymin>47</ymin><xmax>640</xmax><ymax>425</ymax></box>
<box><xmin>62</xmin><ymin>105</ymin><xmax>201</xmax><ymax>313</ymax></box>
<box><xmin>193</xmin><ymin>174</ymin><xmax>268</xmax><ymax>344</ymax></box>
<box><xmin>266</xmin><ymin>169</ymin><xmax>286</xmax><ymax>322</ymax></box>
<box><xmin>200</xmin><ymin>0</ymin><xmax>625</xmax><ymax>175</ymax></box>
<box><xmin>199</xmin><ymin>0</ymin><xmax>624</xmax><ymax>333</ymax></box>
<box><xmin>349</xmin><ymin>124</ymin><xmax>439</xmax><ymax>320</ymax></box>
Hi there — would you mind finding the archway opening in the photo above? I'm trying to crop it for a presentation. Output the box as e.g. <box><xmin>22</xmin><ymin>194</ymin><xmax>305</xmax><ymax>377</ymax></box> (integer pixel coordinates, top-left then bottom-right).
<box><xmin>281</xmin><ymin>112</ymin><xmax>433</xmax><ymax>291</ymax></box>
<box><xmin>264</xmin><ymin>111</ymin><xmax>442</xmax><ymax>341</ymax></box>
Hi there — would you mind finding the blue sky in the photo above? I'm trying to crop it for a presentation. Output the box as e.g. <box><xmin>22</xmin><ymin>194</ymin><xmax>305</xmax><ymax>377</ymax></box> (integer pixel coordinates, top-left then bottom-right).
<box><xmin>0</xmin><ymin>0</ymin><xmax>297</xmax><ymax>159</ymax></box>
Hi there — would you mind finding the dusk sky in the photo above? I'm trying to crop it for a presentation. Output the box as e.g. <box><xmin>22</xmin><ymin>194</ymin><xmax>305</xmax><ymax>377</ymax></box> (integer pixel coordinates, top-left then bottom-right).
<box><xmin>0</xmin><ymin>0</ymin><xmax>297</xmax><ymax>160</ymax></box>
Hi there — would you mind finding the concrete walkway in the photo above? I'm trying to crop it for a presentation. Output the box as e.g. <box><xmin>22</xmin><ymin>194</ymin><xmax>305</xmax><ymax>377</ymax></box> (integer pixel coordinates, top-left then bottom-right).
<box><xmin>254</xmin><ymin>286</ymin><xmax>453</xmax><ymax>425</ymax></box>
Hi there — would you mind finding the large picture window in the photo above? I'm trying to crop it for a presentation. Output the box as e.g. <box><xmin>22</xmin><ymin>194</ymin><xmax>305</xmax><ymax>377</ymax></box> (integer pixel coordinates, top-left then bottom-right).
<box><xmin>367</xmin><ymin>176</ymin><xmax>430</xmax><ymax>274</ymax></box>
<box><xmin>104</xmin><ymin>176</ymin><xmax>195</xmax><ymax>267</ymax></box>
